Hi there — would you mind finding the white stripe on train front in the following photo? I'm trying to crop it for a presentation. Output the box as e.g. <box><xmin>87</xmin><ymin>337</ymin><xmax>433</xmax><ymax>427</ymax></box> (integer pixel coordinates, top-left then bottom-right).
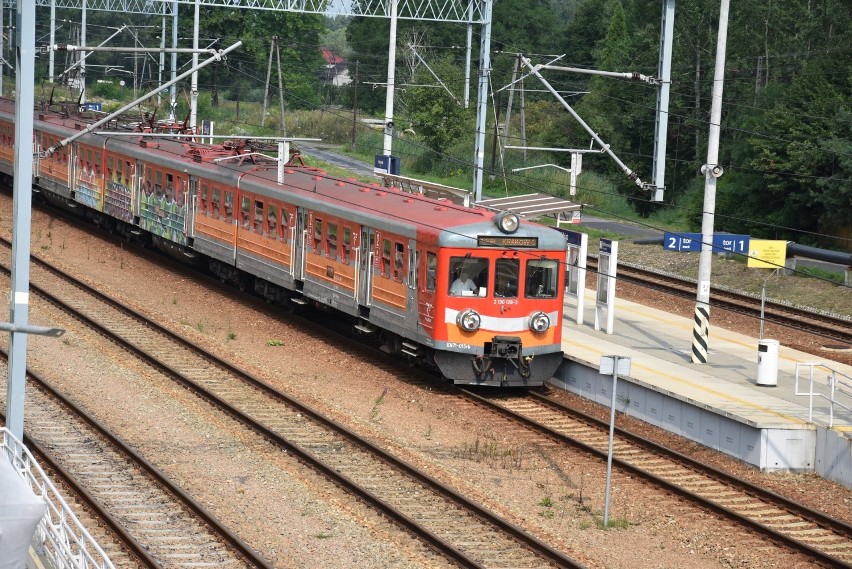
<box><xmin>444</xmin><ymin>308</ymin><xmax>558</xmax><ymax>333</ymax></box>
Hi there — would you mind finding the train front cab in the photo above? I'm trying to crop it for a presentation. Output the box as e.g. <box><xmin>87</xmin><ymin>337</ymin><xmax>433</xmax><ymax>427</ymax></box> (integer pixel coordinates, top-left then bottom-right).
<box><xmin>433</xmin><ymin>245</ymin><xmax>565</xmax><ymax>387</ymax></box>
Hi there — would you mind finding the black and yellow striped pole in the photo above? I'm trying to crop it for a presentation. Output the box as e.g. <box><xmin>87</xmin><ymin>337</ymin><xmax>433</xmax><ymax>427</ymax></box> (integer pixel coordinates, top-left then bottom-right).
<box><xmin>691</xmin><ymin>0</ymin><xmax>730</xmax><ymax>365</ymax></box>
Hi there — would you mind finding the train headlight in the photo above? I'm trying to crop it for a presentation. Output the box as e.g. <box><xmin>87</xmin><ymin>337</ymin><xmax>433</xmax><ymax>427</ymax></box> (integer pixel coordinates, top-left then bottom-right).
<box><xmin>494</xmin><ymin>211</ymin><xmax>520</xmax><ymax>234</ymax></box>
<box><xmin>528</xmin><ymin>311</ymin><xmax>550</xmax><ymax>333</ymax></box>
<box><xmin>456</xmin><ymin>309</ymin><xmax>481</xmax><ymax>332</ymax></box>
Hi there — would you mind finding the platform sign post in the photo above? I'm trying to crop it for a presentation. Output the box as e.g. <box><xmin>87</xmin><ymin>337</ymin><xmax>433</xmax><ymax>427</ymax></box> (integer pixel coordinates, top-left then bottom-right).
<box><xmin>600</xmin><ymin>354</ymin><xmax>630</xmax><ymax>528</ymax></box>
<box><xmin>595</xmin><ymin>239</ymin><xmax>618</xmax><ymax>334</ymax></box>
<box><xmin>557</xmin><ymin>229</ymin><xmax>588</xmax><ymax>325</ymax></box>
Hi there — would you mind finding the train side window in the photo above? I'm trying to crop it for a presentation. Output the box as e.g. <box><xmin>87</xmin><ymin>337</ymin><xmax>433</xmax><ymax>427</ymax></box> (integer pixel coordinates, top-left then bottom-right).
<box><xmin>280</xmin><ymin>209</ymin><xmax>288</xmax><ymax>243</ymax></box>
<box><xmin>166</xmin><ymin>174</ymin><xmax>175</xmax><ymax>201</ymax></box>
<box><xmin>254</xmin><ymin>200</ymin><xmax>264</xmax><ymax>233</ymax></box>
<box><xmin>342</xmin><ymin>227</ymin><xmax>351</xmax><ymax>263</ymax></box>
<box><xmin>107</xmin><ymin>156</ymin><xmax>113</xmax><ymax>179</ymax></box>
<box><xmin>267</xmin><ymin>204</ymin><xmax>277</xmax><ymax>237</ymax></box>
<box><xmin>426</xmin><ymin>252</ymin><xmax>437</xmax><ymax>292</ymax></box>
<box><xmin>393</xmin><ymin>242</ymin><xmax>404</xmax><ymax>281</ymax></box>
<box><xmin>115</xmin><ymin>159</ymin><xmax>122</xmax><ymax>182</ymax></box>
<box><xmin>124</xmin><ymin>161</ymin><xmax>131</xmax><ymax>185</ymax></box>
<box><xmin>314</xmin><ymin>218</ymin><xmax>323</xmax><ymax>253</ymax></box>
<box><xmin>224</xmin><ymin>191</ymin><xmax>234</xmax><ymax>222</ymax></box>
<box><xmin>382</xmin><ymin>239</ymin><xmax>392</xmax><ymax>277</ymax></box>
<box><xmin>409</xmin><ymin>248</ymin><xmax>419</xmax><ymax>287</ymax></box>
<box><xmin>240</xmin><ymin>196</ymin><xmax>251</xmax><ymax>229</ymax></box>
<box><xmin>524</xmin><ymin>258</ymin><xmax>559</xmax><ymax>298</ymax></box>
<box><xmin>495</xmin><ymin>259</ymin><xmax>519</xmax><ymax>298</ymax></box>
<box><xmin>327</xmin><ymin>223</ymin><xmax>338</xmax><ymax>260</ymax></box>
<box><xmin>211</xmin><ymin>188</ymin><xmax>220</xmax><ymax>216</ymax></box>
<box><xmin>199</xmin><ymin>185</ymin><xmax>208</xmax><ymax>213</ymax></box>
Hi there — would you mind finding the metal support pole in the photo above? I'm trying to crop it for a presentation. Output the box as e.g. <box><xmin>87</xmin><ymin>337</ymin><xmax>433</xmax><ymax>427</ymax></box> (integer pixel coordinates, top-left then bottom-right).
<box><xmin>190</xmin><ymin>0</ymin><xmax>200</xmax><ymax>131</ymax></box>
<box><xmin>80</xmin><ymin>0</ymin><xmax>87</xmax><ymax>103</ymax></box>
<box><xmin>471</xmin><ymin>0</ymin><xmax>493</xmax><ymax>202</ymax></box>
<box><xmin>49</xmin><ymin>0</ymin><xmax>57</xmax><ymax>82</ymax></box>
<box><xmin>7</xmin><ymin>0</ymin><xmax>37</xmax><ymax>443</ymax></box>
<box><xmin>691</xmin><ymin>0</ymin><xmax>730</xmax><ymax>364</ymax></box>
<box><xmin>603</xmin><ymin>355</ymin><xmax>620</xmax><ymax>528</ymax></box>
<box><xmin>463</xmin><ymin>1</ymin><xmax>473</xmax><ymax>109</ymax></box>
<box><xmin>382</xmin><ymin>0</ymin><xmax>398</xmax><ymax>157</ymax></box>
<box><xmin>170</xmin><ymin>0</ymin><xmax>178</xmax><ymax>121</ymax></box>
<box><xmin>651</xmin><ymin>0</ymin><xmax>675</xmax><ymax>202</ymax></box>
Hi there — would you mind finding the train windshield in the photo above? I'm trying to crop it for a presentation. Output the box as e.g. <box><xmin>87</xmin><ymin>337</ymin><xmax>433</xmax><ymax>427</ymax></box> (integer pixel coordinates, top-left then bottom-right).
<box><xmin>525</xmin><ymin>258</ymin><xmax>559</xmax><ymax>298</ymax></box>
<box><xmin>449</xmin><ymin>256</ymin><xmax>489</xmax><ymax>296</ymax></box>
<box><xmin>495</xmin><ymin>258</ymin><xmax>519</xmax><ymax>298</ymax></box>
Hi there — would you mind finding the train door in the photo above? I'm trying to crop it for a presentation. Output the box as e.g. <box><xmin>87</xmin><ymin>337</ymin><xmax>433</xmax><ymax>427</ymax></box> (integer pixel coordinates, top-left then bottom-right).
<box><xmin>357</xmin><ymin>227</ymin><xmax>375</xmax><ymax>307</ymax></box>
<box><xmin>294</xmin><ymin>208</ymin><xmax>307</xmax><ymax>281</ymax></box>
<box><xmin>186</xmin><ymin>177</ymin><xmax>197</xmax><ymax>238</ymax></box>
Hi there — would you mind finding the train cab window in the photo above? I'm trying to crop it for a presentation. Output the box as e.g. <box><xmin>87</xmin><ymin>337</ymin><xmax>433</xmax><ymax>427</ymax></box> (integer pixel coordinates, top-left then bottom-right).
<box><xmin>393</xmin><ymin>242</ymin><xmax>405</xmax><ymax>281</ymax></box>
<box><xmin>115</xmin><ymin>159</ymin><xmax>122</xmax><ymax>182</ymax></box>
<box><xmin>327</xmin><ymin>223</ymin><xmax>338</xmax><ymax>260</ymax></box>
<box><xmin>449</xmin><ymin>256</ymin><xmax>489</xmax><ymax>296</ymax></box>
<box><xmin>342</xmin><ymin>227</ymin><xmax>351</xmax><ymax>263</ymax></box>
<box><xmin>314</xmin><ymin>219</ymin><xmax>323</xmax><ymax>253</ymax></box>
<box><xmin>495</xmin><ymin>259</ymin><xmax>519</xmax><ymax>298</ymax></box>
<box><xmin>254</xmin><ymin>200</ymin><xmax>264</xmax><ymax>233</ymax></box>
<box><xmin>224</xmin><ymin>191</ymin><xmax>234</xmax><ymax>222</ymax></box>
<box><xmin>426</xmin><ymin>252</ymin><xmax>437</xmax><ymax>293</ymax></box>
<box><xmin>267</xmin><ymin>204</ymin><xmax>278</xmax><ymax>236</ymax></box>
<box><xmin>525</xmin><ymin>258</ymin><xmax>559</xmax><ymax>298</ymax></box>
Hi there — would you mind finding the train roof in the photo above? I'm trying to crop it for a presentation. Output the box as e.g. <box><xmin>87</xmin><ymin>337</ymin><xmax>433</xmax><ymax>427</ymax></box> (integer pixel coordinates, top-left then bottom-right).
<box><xmin>6</xmin><ymin>99</ymin><xmax>568</xmax><ymax>251</ymax></box>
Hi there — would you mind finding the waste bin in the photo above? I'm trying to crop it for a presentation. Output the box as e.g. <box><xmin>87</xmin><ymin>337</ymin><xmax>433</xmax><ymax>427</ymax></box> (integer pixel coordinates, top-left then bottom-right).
<box><xmin>756</xmin><ymin>339</ymin><xmax>780</xmax><ymax>386</ymax></box>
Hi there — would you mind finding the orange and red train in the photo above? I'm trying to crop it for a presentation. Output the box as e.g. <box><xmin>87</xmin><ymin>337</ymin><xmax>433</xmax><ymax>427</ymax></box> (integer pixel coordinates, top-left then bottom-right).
<box><xmin>0</xmin><ymin>98</ymin><xmax>568</xmax><ymax>386</ymax></box>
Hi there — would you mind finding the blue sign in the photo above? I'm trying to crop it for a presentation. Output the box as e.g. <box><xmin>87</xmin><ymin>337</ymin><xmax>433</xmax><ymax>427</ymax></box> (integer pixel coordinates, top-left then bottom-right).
<box><xmin>555</xmin><ymin>228</ymin><xmax>583</xmax><ymax>246</ymax></box>
<box><xmin>600</xmin><ymin>238</ymin><xmax>613</xmax><ymax>254</ymax></box>
<box><xmin>374</xmin><ymin>155</ymin><xmax>401</xmax><ymax>175</ymax></box>
<box><xmin>663</xmin><ymin>232</ymin><xmax>749</xmax><ymax>253</ymax></box>
<box><xmin>81</xmin><ymin>102</ymin><xmax>102</xmax><ymax>112</ymax></box>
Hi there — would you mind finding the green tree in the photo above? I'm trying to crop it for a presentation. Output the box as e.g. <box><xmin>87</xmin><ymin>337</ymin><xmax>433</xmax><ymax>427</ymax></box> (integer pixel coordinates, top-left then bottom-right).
<box><xmin>405</xmin><ymin>55</ymin><xmax>473</xmax><ymax>165</ymax></box>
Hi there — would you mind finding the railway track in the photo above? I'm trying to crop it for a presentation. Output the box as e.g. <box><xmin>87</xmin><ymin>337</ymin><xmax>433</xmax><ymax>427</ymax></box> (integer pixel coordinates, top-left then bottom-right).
<box><xmin>465</xmin><ymin>388</ymin><xmax>852</xmax><ymax>568</ymax></box>
<box><xmin>0</xmin><ymin>361</ymin><xmax>273</xmax><ymax>568</ymax></box>
<box><xmin>589</xmin><ymin>258</ymin><xmax>852</xmax><ymax>348</ymax></box>
<box><xmin>0</xmin><ymin>241</ymin><xmax>587</xmax><ymax>569</ymax></box>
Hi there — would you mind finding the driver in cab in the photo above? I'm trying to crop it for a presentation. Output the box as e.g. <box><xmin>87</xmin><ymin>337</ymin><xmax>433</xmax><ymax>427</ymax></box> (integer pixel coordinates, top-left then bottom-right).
<box><xmin>450</xmin><ymin>270</ymin><xmax>477</xmax><ymax>295</ymax></box>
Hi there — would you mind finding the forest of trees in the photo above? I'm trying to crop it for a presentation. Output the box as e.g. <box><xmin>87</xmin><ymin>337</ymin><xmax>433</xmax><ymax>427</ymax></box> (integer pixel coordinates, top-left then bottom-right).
<box><xmin>33</xmin><ymin>0</ymin><xmax>851</xmax><ymax>248</ymax></box>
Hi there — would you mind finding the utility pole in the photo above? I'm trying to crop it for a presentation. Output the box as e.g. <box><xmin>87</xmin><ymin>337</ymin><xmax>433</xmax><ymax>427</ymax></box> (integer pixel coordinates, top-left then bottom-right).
<box><xmin>262</xmin><ymin>36</ymin><xmax>276</xmax><ymax>127</ymax></box>
<box><xmin>691</xmin><ymin>0</ymin><xmax>730</xmax><ymax>364</ymax></box>
<box><xmin>351</xmin><ymin>61</ymin><xmax>359</xmax><ymax>146</ymax></box>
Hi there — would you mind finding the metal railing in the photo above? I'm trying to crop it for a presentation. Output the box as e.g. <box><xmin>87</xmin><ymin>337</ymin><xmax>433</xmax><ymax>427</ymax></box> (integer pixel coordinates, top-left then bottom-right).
<box><xmin>794</xmin><ymin>363</ymin><xmax>852</xmax><ymax>428</ymax></box>
<box><xmin>1</xmin><ymin>428</ymin><xmax>115</xmax><ymax>569</ymax></box>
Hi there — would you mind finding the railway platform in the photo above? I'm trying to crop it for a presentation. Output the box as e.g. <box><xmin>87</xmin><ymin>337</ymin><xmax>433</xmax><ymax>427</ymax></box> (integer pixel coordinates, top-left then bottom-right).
<box><xmin>552</xmin><ymin>290</ymin><xmax>852</xmax><ymax>488</ymax></box>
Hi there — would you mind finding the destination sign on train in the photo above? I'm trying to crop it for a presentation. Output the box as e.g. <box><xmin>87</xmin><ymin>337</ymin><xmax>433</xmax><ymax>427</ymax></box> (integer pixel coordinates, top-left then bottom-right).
<box><xmin>477</xmin><ymin>236</ymin><xmax>539</xmax><ymax>248</ymax></box>
<box><xmin>663</xmin><ymin>232</ymin><xmax>749</xmax><ymax>253</ymax></box>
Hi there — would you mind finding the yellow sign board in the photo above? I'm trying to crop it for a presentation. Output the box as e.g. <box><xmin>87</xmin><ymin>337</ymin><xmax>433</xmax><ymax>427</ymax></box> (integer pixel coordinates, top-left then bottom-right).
<box><xmin>747</xmin><ymin>239</ymin><xmax>787</xmax><ymax>268</ymax></box>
